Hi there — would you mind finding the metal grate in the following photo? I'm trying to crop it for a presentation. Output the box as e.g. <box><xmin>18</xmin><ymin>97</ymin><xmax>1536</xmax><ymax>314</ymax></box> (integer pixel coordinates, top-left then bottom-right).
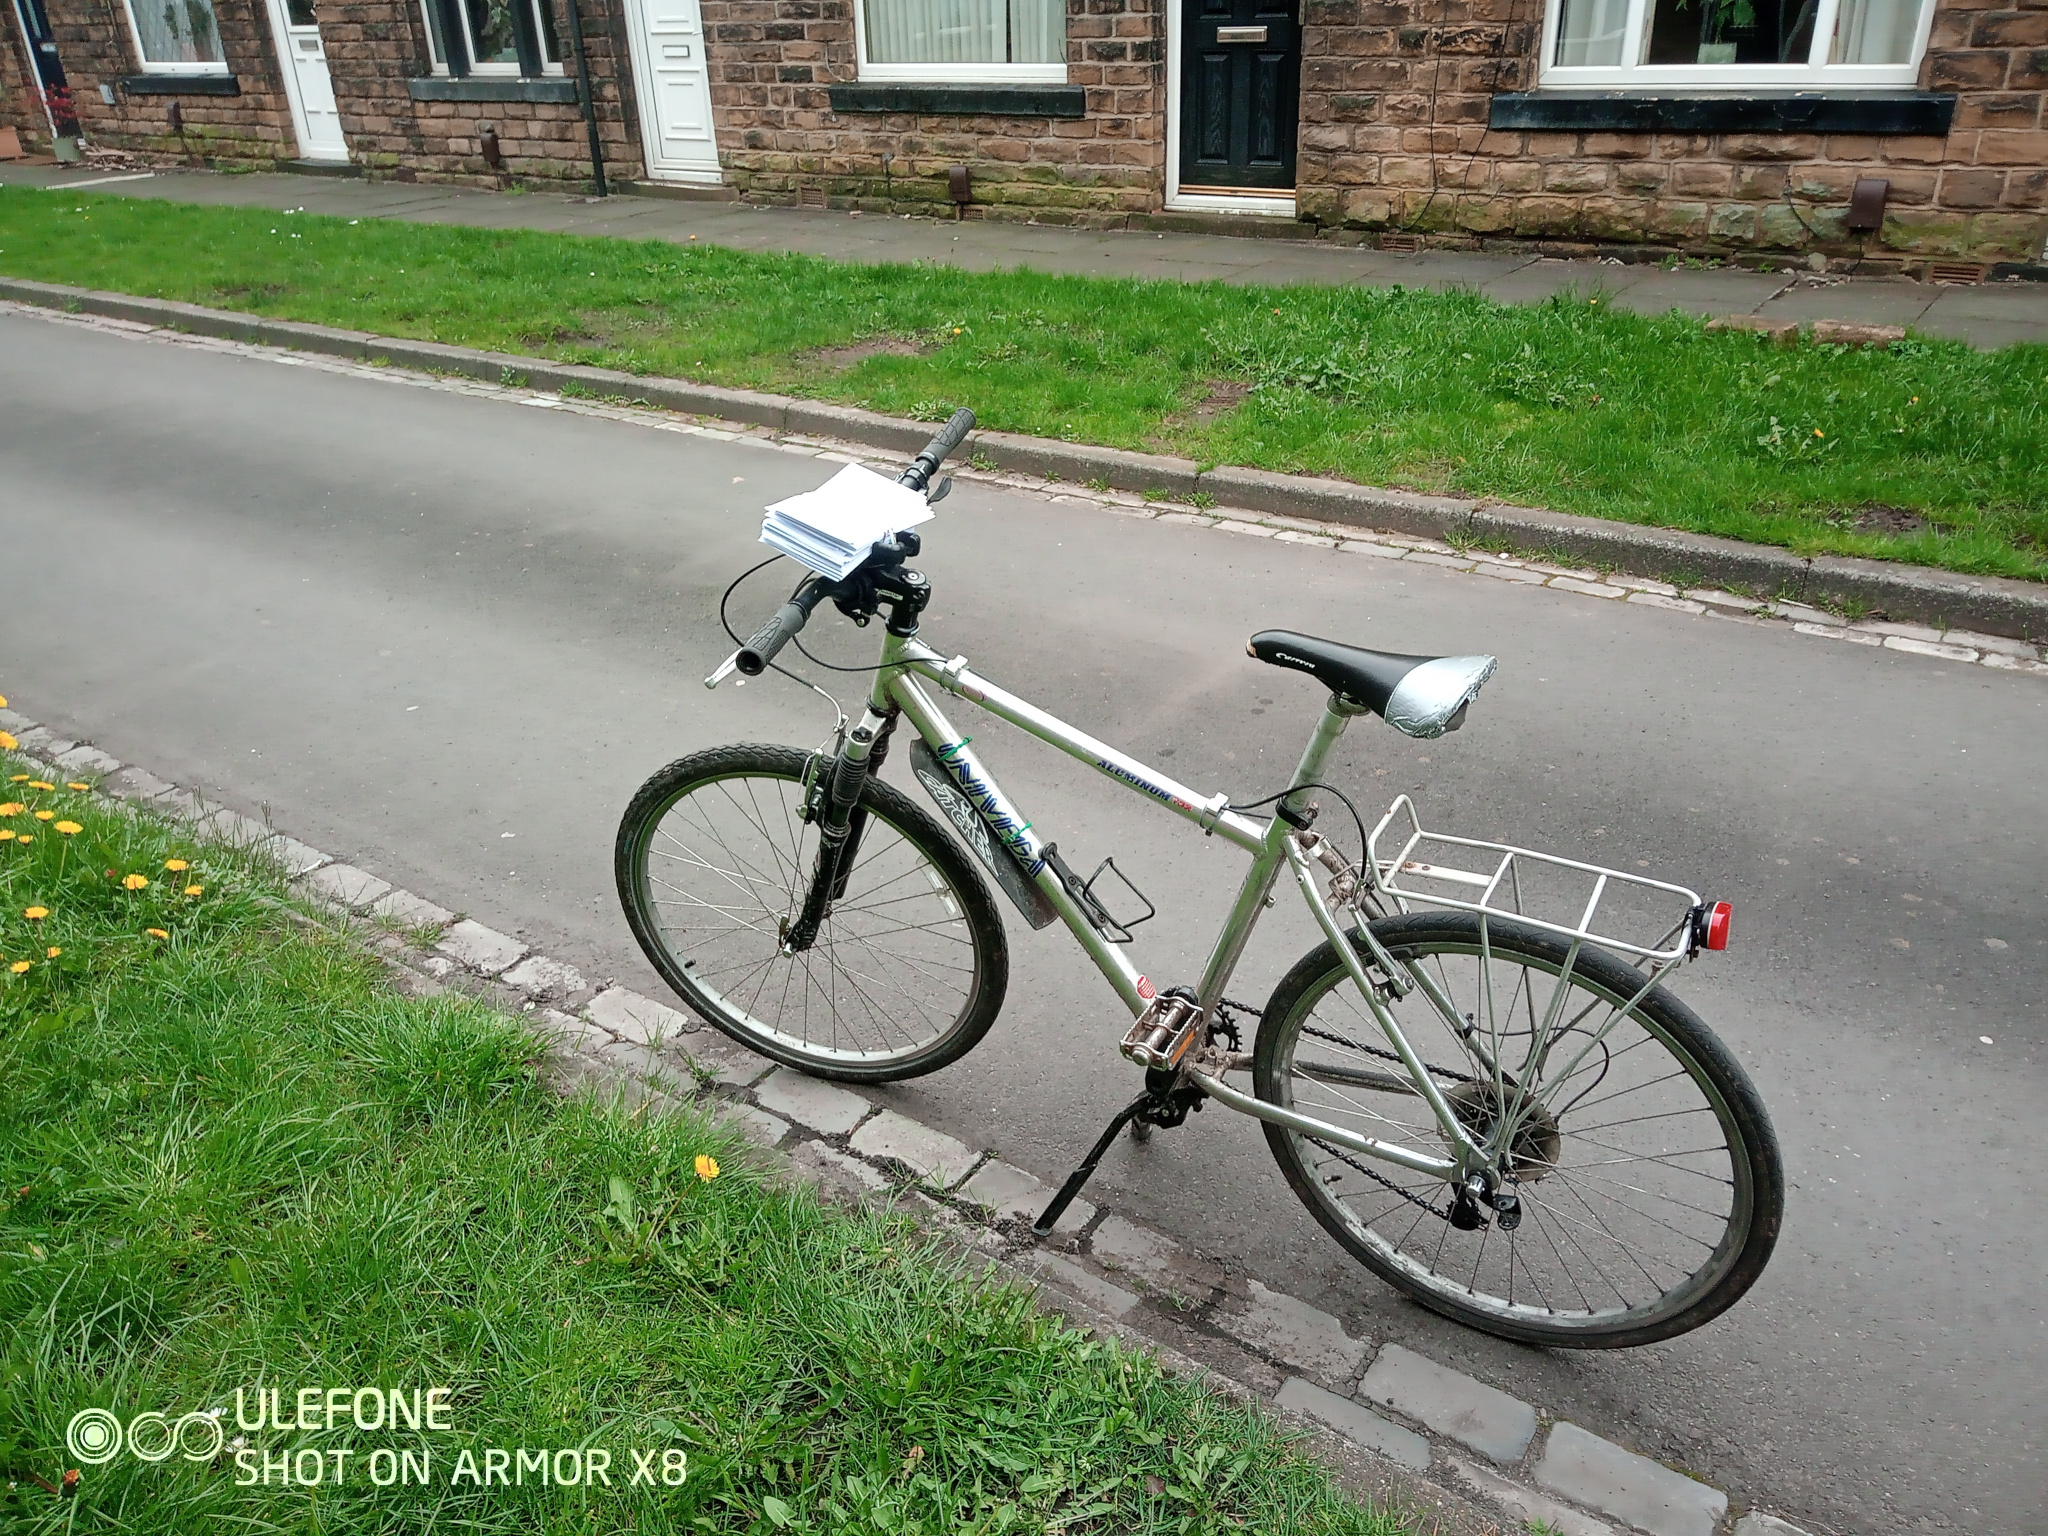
<box><xmin>1378</xmin><ymin>233</ymin><xmax>1422</xmax><ymax>254</ymax></box>
<box><xmin>1926</xmin><ymin>260</ymin><xmax>1986</xmax><ymax>286</ymax></box>
<box><xmin>798</xmin><ymin>186</ymin><xmax>827</xmax><ymax>209</ymax></box>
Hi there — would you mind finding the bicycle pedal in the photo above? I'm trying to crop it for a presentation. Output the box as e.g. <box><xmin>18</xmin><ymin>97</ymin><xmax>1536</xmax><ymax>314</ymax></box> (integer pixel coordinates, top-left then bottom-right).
<box><xmin>1121</xmin><ymin>993</ymin><xmax>1203</xmax><ymax>1072</ymax></box>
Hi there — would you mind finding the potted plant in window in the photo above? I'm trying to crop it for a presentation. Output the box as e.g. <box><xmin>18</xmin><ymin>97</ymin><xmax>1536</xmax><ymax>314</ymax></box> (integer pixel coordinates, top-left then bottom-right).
<box><xmin>1671</xmin><ymin>0</ymin><xmax>1755</xmax><ymax>61</ymax></box>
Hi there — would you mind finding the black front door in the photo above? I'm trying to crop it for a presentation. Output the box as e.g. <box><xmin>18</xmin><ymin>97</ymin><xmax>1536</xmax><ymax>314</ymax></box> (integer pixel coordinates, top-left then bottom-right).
<box><xmin>1178</xmin><ymin>0</ymin><xmax>1299</xmax><ymax>192</ymax></box>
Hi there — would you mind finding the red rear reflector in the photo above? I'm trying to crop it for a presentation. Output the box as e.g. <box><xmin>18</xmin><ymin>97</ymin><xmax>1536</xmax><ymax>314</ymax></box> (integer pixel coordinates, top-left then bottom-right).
<box><xmin>1706</xmin><ymin>901</ymin><xmax>1732</xmax><ymax>950</ymax></box>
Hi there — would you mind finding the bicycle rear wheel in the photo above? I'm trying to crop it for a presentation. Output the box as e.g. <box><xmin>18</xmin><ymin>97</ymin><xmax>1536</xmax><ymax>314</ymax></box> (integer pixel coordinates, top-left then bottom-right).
<box><xmin>616</xmin><ymin>744</ymin><xmax>1007</xmax><ymax>1083</ymax></box>
<box><xmin>1254</xmin><ymin>911</ymin><xmax>1781</xmax><ymax>1348</ymax></box>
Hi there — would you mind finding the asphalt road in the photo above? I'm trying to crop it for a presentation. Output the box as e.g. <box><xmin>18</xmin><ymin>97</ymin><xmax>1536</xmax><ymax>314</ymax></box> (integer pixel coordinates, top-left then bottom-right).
<box><xmin>3</xmin><ymin>310</ymin><xmax>2041</xmax><ymax>1536</ymax></box>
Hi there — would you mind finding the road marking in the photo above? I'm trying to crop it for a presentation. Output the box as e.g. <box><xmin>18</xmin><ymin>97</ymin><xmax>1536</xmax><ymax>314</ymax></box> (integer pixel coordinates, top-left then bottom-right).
<box><xmin>45</xmin><ymin>172</ymin><xmax>158</xmax><ymax>190</ymax></box>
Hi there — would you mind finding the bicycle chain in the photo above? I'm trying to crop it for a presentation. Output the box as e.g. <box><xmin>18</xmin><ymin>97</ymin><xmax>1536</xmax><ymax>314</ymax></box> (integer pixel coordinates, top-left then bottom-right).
<box><xmin>1309</xmin><ymin>1138</ymin><xmax>1455</xmax><ymax>1222</ymax></box>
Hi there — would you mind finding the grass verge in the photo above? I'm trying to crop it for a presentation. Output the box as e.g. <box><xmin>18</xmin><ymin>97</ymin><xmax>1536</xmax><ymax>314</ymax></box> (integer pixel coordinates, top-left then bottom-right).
<box><xmin>0</xmin><ymin>749</ymin><xmax>1410</xmax><ymax>1535</ymax></box>
<box><xmin>2</xmin><ymin>188</ymin><xmax>2044</xmax><ymax>580</ymax></box>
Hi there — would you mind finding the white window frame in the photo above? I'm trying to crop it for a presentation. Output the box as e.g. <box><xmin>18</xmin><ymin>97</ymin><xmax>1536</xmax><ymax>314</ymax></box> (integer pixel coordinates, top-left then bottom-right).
<box><xmin>120</xmin><ymin>0</ymin><xmax>231</xmax><ymax>74</ymax></box>
<box><xmin>1538</xmin><ymin>0</ymin><xmax>1938</xmax><ymax>88</ymax></box>
<box><xmin>854</xmin><ymin>0</ymin><xmax>1068</xmax><ymax>84</ymax></box>
<box><xmin>420</xmin><ymin>0</ymin><xmax>568</xmax><ymax>76</ymax></box>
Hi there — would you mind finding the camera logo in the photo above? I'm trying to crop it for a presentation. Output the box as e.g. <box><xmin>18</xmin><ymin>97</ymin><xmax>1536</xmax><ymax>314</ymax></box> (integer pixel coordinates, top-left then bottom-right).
<box><xmin>67</xmin><ymin>1407</ymin><xmax>224</xmax><ymax>1465</ymax></box>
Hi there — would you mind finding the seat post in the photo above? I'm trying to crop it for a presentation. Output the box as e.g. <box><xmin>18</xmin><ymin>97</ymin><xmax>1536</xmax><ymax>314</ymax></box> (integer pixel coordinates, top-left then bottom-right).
<box><xmin>1283</xmin><ymin>694</ymin><xmax>1367</xmax><ymax>816</ymax></box>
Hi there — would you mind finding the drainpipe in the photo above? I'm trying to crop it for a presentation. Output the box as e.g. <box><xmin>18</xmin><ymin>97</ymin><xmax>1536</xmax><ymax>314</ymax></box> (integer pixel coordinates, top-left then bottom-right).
<box><xmin>562</xmin><ymin>0</ymin><xmax>607</xmax><ymax>196</ymax></box>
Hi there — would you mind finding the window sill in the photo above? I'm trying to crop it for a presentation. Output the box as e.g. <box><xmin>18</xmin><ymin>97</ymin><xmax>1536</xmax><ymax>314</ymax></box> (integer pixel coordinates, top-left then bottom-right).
<box><xmin>121</xmin><ymin>74</ymin><xmax>239</xmax><ymax>95</ymax></box>
<box><xmin>1491</xmin><ymin>91</ymin><xmax>1956</xmax><ymax>136</ymax></box>
<box><xmin>829</xmin><ymin>82</ymin><xmax>1086</xmax><ymax>118</ymax></box>
<box><xmin>407</xmin><ymin>76</ymin><xmax>578</xmax><ymax>103</ymax></box>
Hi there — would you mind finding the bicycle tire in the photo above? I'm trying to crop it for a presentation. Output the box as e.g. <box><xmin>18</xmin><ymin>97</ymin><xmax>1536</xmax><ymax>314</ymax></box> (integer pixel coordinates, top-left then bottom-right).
<box><xmin>616</xmin><ymin>743</ymin><xmax>1008</xmax><ymax>1083</ymax></box>
<box><xmin>1254</xmin><ymin>911</ymin><xmax>1782</xmax><ymax>1348</ymax></box>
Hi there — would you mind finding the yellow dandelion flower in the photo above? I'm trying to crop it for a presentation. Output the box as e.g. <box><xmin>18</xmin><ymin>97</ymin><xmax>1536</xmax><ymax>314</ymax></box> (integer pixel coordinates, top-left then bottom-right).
<box><xmin>27</xmin><ymin>781</ymin><xmax>55</xmax><ymax>792</ymax></box>
<box><xmin>66</xmin><ymin>782</ymin><xmax>89</xmax><ymax>791</ymax></box>
<box><xmin>16</xmin><ymin>836</ymin><xmax>30</xmax><ymax>845</ymax></box>
<box><xmin>1813</xmin><ymin>429</ymin><xmax>1824</xmax><ymax>438</ymax></box>
<box><xmin>0</xmin><ymin>732</ymin><xmax>15</xmax><ymax>751</ymax></box>
<box><xmin>146</xmin><ymin>927</ymin><xmax>170</xmax><ymax>940</ymax></box>
<box><xmin>164</xmin><ymin>859</ymin><xmax>189</xmax><ymax>872</ymax></box>
<box><xmin>8</xmin><ymin>961</ymin><xmax>28</xmax><ymax>974</ymax></box>
<box><xmin>54</xmin><ymin>822</ymin><xmax>81</xmax><ymax>835</ymax></box>
<box><xmin>24</xmin><ymin>908</ymin><xmax>48</xmax><ymax>920</ymax></box>
<box><xmin>34</xmin><ymin>810</ymin><xmax>54</xmax><ymax>821</ymax></box>
<box><xmin>184</xmin><ymin>884</ymin><xmax>204</xmax><ymax>897</ymax></box>
<box><xmin>694</xmin><ymin>1154</ymin><xmax>720</xmax><ymax>1181</ymax></box>
<box><xmin>0</xmin><ymin>693</ymin><xmax>7</xmax><ymax>706</ymax></box>
<box><xmin>0</xmin><ymin>803</ymin><xmax>21</xmax><ymax>816</ymax></box>
<box><xmin>45</xmin><ymin>946</ymin><xmax>60</xmax><ymax>959</ymax></box>
<box><xmin>0</xmin><ymin>831</ymin><xmax>14</xmax><ymax>842</ymax></box>
<box><xmin>123</xmin><ymin>874</ymin><xmax>149</xmax><ymax>891</ymax></box>
<box><xmin>9</xmin><ymin>775</ymin><xmax>29</xmax><ymax>783</ymax></box>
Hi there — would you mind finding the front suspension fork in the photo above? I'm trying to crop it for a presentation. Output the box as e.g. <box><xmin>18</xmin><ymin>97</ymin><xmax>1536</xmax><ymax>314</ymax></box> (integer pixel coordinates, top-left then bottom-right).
<box><xmin>782</xmin><ymin>708</ymin><xmax>898</xmax><ymax>953</ymax></box>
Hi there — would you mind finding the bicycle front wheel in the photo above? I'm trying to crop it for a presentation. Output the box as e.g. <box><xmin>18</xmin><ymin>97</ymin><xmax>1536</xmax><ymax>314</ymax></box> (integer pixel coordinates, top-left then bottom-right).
<box><xmin>616</xmin><ymin>744</ymin><xmax>1008</xmax><ymax>1083</ymax></box>
<box><xmin>1254</xmin><ymin>912</ymin><xmax>1781</xmax><ymax>1348</ymax></box>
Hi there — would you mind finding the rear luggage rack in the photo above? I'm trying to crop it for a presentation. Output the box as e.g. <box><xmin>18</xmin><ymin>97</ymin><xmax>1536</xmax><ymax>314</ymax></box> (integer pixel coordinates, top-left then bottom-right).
<box><xmin>1365</xmin><ymin>795</ymin><xmax>1708</xmax><ymax>964</ymax></box>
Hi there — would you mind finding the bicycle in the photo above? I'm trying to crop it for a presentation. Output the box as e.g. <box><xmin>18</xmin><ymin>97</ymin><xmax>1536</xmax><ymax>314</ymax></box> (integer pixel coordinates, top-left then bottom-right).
<box><xmin>615</xmin><ymin>409</ymin><xmax>1784</xmax><ymax>1348</ymax></box>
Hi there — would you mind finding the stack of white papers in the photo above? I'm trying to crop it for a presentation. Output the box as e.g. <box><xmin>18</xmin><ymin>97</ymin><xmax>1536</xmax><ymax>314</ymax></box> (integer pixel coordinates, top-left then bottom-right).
<box><xmin>760</xmin><ymin>463</ymin><xmax>935</xmax><ymax>579</ymax></box>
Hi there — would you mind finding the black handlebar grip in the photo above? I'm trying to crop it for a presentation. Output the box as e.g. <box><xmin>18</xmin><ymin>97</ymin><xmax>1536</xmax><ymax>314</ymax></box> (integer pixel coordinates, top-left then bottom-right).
<box><xmin>899</xmin><ymin>407</ymin><xmax>978</xmax><ymax>490</ymax></box>
<box><xmin>926</xmin><ymin>407</ymin><xmax>976</xmax><ymax>461</ymax></box>
<box><xmin>736</xmin><ymin>580</ymin><xmax>829</xmax><ymax>675</ymax></box>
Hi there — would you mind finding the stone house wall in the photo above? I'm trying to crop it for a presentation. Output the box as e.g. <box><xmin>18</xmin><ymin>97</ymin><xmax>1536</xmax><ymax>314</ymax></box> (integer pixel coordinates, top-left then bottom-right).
<box><xmin>1293</xmin><ymin>0</ymin><xmax>2048</xmax><ymax>266</ymax></box>
<box><xmin>702</xmin><ymin>0</ymin><xmax>1166</xmax><ymax>220</ymax></box>
<box><xmin>1</xmin><ymin>0</ymin><xmax>297</xmax><ymax>162</ymax></box>
<box><xmin>0</xmin><ymin>0</ymin><xmax>642</xmax><ymax>187</ymax></box>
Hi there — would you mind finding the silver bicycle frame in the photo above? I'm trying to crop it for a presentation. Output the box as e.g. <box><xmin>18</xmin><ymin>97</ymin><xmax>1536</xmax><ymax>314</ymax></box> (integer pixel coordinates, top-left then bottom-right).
<box><xmin>858</xmin><ymin>630</ymin><xmax>1469</xmax><ymax>1186</ymax></box>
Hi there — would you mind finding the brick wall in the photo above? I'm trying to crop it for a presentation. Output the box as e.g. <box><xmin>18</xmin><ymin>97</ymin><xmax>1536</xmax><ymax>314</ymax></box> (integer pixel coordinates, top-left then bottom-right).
<box><xmin>704</xmin><ymin>0</ymin><xmax>1166</xmax><ymax>220</ymax></box>
<box><xmin>0</xmin><ymin>0</ymin><xmax>641</xmax><ymax>187</ymax></box>
<box><xmin>1</xmin><ymin>0</ymin><xmax>297</xmax><ymax>162</ymax></box>
<box><xmin>321</xmin><ymin>0</ymin><xmax>642</xmax><ymax>186</ymax></box>
<box><xmin>1295</xmin><ymin>0</ymin><xmax>2048</xmax><ymax>266</ymax></box>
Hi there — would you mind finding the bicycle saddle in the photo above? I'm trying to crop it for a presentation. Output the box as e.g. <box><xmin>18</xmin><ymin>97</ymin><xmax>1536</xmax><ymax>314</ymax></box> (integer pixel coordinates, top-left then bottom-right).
<box><xmin>1248</xmin><ymin>631</ymin><xmax>1497</xmax><ymax>740</ymax></box>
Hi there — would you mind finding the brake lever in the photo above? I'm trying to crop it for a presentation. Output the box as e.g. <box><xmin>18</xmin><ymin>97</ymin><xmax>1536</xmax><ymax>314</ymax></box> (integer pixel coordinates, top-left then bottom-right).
<box><xmin>927</xmin><ymin>475</ymin><xmax>952</xmax><ymax>506</ymax></box>
<box><xmin>705</xmin><ymin>651</ymin><xmax>742</xmax><ymax>690</ymax></box>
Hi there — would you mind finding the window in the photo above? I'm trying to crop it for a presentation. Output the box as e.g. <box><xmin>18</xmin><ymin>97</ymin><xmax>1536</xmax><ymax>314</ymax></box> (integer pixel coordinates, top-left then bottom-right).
<box><xmin>422</xmin><ymin>0</ymin><xmax>565</xmax><ymax>75</ymax></box>
<box><xmin>857</xmin><ymin>0</ymin><xmax>1066</xmax><ymax>82</ymax></box>
<box><xmin>1542</xmin><ymin>0</ymin><xmax>1934</xmax><ymax>84</ymax></box>
<box><xmin>122</xmin><ymin>0</ymin><xmax>228</xmax><ymax>71</ymax></box>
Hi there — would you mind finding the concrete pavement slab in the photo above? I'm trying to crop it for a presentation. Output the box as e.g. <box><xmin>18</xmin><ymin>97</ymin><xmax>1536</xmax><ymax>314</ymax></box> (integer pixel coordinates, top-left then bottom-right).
<box><xmin>1536</xmin><ymin>1424</ymin><xmax>1728</xmax><ymax>1536</ymax></box>
<box><xmin>753</xmin><ymin>1068</ymin><xmax>875</xmax><ymax>1136</ymax></box>
<box><xmin>849</xmin><ymin>1111</ymin><xmax>977</xmax><ymax>1188</ymax></box>
<box><xmin>1757</xmin><ymin>280</ymin><xmax>1936</xmax><ymax>328</ymax></box>
<box><xmin>1276</xmin><ymin>1378</ymin><xmax>1431</xmax><ymax>1472</ymax></box>
<box><xmin>1360</xmin><ymin>1343</ymin><xmax>1538</xmax><ymax>1464</ymax></box>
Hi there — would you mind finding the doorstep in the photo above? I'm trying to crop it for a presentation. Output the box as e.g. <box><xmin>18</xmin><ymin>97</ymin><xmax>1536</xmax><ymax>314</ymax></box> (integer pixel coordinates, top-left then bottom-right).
<box><xmin>281</xmin><ymin>159</ymin><xmax>363</xmax><ymax>178</ymax></box>
<box><xmin>614</xmin><ymin>178</ymin><xmax>741</xmax><ymax>203</ymax></box>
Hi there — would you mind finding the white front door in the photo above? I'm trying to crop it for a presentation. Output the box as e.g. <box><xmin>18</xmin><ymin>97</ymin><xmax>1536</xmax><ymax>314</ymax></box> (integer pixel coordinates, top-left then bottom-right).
<box><xmin>267</xmin><ymin>0</ymin><xmax>348</xmax><ymax>162</ymax></box>
<box><xmin>624</xmin><ymin>0</ymin><xmax>721</xmax><ymax>182</ymax></box>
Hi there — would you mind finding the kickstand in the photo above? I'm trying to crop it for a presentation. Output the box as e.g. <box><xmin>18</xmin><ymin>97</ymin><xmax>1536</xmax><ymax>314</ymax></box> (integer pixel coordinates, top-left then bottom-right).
<box><xmin>1032</xmin><ymin>1091</ymin><xmax>1153</xmax><ymax>1238</ymax></box>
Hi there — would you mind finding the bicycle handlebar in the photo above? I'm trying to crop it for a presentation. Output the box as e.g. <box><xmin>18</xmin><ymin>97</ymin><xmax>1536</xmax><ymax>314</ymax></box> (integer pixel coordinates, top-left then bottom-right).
<box><xmin>736</xmin><ymin>576</ymin><xmax>832</xmax><ymax>675</ymax></box>
<box><xmin>897</xmin><ymin>407</ymin><xmax>976</xmax><ymax>493</ymax></box>
<box><xmin>723</xmin><ymin>408</ymin><xmax>975</xmax><ymax>681</ymax></box>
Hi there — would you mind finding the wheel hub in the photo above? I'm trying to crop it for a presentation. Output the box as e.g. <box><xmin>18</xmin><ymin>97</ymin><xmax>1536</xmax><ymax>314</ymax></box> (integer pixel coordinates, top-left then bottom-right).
<box><xmin>1444</xmin><ymin>1079</ymin><xmax>1562</xmax><ymax>1183</ymax></box>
